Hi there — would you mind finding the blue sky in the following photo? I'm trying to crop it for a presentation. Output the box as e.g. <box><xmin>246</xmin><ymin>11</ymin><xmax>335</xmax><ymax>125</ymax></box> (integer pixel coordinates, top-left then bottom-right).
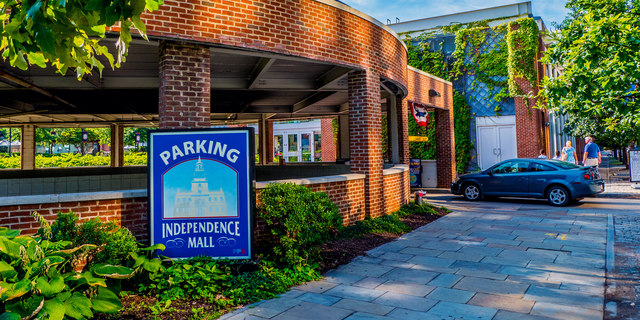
<box><xmin>341</xmin><ymin>0</ymin><xmax>569</xmax><ymax>27</ymax></box>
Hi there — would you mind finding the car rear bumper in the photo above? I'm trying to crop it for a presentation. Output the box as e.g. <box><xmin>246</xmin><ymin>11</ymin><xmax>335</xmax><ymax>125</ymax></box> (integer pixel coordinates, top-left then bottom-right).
<box><xmin>572</xmin><ymin>180</ymin><xmax>605</xmax><ymax>197</ymax></box>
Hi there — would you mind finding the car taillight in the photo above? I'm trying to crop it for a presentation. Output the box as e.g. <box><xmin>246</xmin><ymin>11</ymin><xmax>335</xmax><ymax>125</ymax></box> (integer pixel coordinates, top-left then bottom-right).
<box><xmin>583</xmin><ymin>173</ymin><xmax>592</xmax><ymax>180</ymax></box>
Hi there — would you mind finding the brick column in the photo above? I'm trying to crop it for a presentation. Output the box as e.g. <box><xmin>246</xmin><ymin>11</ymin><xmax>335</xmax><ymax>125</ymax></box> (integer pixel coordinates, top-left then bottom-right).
<box><xmin>265</xmin><ymin>120</ymin><xmax>274</xmax><ymax>163</ymax></box>
<box><xmin>321</xmin><ymin>118</ymin><xmax>336</xmax><ymax>162</ymax></box>
<box><xmin>397</xmin><ymin>98</ymin><xmax>409</xmax><ymax>164</ymax></box>
<box><xmin>348</xmin><ymin>70</ymin><xmax>383</xmax><ymax>218</ymax></box>
<box><xmin>159</xmin><ymin>40</ymin><xmax>211</xmax><ymax>129</ymax></box>
<box><xmin>110</xmin><ymin>124</ymin><xmax>124</xmax><ymax>167</ymax></box>
<box><xmin>20</xmin><ymin>125</ymin><xmax>36</xmax><ymax>170</ymax></box>
<box><xmin>514</xmin><ymin>80</ymin><xmax>543</xmax><ymax>158</ymax></box>
<box><xmin>435</xmin><ymin>109</ymin><xmax>457</xmax><ymax>188</ymax></box>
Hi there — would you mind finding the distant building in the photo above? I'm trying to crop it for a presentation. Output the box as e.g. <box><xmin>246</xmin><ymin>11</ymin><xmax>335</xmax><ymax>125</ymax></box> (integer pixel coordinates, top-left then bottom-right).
<box><xmin>389</xmin><ymin>1</ymin><xmax>551</xmax><ymax>170</ymax></box>
<box><xmin>174</xmin><ymin>157</ymin><xmax>227</xmax><ymax>218</ymax></box>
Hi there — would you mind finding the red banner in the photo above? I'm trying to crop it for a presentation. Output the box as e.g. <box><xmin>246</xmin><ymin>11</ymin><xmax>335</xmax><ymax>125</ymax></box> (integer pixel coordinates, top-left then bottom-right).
<box><xmin>410</xmin><ymin>101</ymin><xmax>429</xmax><ymax>127</ymax></box>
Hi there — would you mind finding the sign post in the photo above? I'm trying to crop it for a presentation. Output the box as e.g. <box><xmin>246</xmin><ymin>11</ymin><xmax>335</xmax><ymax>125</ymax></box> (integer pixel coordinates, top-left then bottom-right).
<box><xmin>409</xmin><ymin>158</ymin><xmax>422</xmax><ymax>188</ymax></box>
<box><xmin>148</xmin><ymin>128</ymin><xmax>255</xmax><ymax>260</ymax></box>
<box><xmin>630</xmin><ymin>150</ymin><xmax>640</xmax><ymax>183</ymax></box>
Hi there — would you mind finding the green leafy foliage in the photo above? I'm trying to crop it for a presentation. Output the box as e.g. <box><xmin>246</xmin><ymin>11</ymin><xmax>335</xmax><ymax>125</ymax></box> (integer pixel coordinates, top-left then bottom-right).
<box><xmin>0</xmin><ymin>224</ymin><xmax>134</xmax><ymax>319</ymax></box>
<box><xmin>258</xmin><ymin>183</ymin><xmax>342</xmax><ymax>267</ymax></box>
<box><xmin>0</xmin><ymin>153</ymin><xmax>147</xmax><ymax>169</ymax></box>
<box><xmin>48</xmin><ymin>212</ymin><xmax>138</xmax><ymax>267</ymax></box>
<box><xmin>543</xmin><ymin>0</ymin><xmax>640</xmax><ymax>138</ymax></box>
<box><xmin>0</xmin><ymin>0</ymin><xmax>163</xmax><ymax>78</ymax></box>
<box><xmin>453</xmin><ymin>93</ymin><xmax>473</xmax><ymax>174</ymax></box>
<box><xmin>408</xmin><ymin>111</ymin><xmax>436</xmax><ymax>160</ymax></box>
<box><xmin>337</xmin><ymin>203</ymin><xmax>446</xmax><ymax>239</ymax></box>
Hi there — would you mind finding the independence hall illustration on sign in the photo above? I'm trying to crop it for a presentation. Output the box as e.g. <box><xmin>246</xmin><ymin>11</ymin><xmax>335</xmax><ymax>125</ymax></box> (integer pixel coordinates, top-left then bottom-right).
<box><xmin>171</xmin><ymin>157</ymin><xmax>229</xmax><ymax>218</ymax></box>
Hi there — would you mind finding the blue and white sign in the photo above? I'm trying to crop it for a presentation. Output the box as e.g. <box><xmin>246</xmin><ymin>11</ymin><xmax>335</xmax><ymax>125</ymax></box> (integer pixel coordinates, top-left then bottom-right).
<box><xmin>149</xmin><ymin>128</ymin><xmax>255</xmax><ymax>259</ymax></box>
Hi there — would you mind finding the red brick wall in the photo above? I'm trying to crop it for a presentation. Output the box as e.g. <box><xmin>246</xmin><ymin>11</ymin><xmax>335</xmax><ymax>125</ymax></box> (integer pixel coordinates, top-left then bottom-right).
<box><xmin>0</xmin><ymin>198</ymin><xmax>149</xmax><ymax>242</ymax></box>
<box><xmin>396</xmin><ymin>98</ymin><xmax>409</xmax><ymax>164</ymax></box>
<box><xmin>320</xmin><ymin>118</ymin><xmax>336</xmax><ymax>162</ymax></box>
<box><xmin>122</xmin><ymin>0</ymin><xmax>408</xmax><ymax>91</ymax></box>
<box><xmin>159</xmin><ymin>41</ymin><xmax>211</xmax><ymax>129</ymax></box>
<box><xmin>348</xmin><ymin>71</ymin><xmax>384</xmax><ymax>219</ymax></box>
<box><xmin>435</xmin><ymin>109</ymin><xmax>457</xmax><ymax>187</ymax></box>
<box><xmin>383</xmin><ymin>170</ymin><xmax>410</xmax><ymax>215</ymax></box>
<box><xmin>406</xmin><ymin>68</ymin><xmax>452</xmax><ymax>111</ymax></box>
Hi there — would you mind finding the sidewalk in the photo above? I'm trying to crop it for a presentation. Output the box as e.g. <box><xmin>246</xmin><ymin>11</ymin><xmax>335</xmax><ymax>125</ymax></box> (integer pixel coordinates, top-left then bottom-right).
<box><xmin>222</xmin><ymin>205</ymin><xmax>610</xmax><ymax>320</ymax></box>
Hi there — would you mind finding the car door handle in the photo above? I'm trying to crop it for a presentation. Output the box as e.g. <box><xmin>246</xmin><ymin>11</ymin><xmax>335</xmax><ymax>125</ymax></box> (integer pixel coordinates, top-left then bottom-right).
<box><xmin>536</xmin><ymin>179</ymin><xmax>546</xmax><ymax>182</ymax></box>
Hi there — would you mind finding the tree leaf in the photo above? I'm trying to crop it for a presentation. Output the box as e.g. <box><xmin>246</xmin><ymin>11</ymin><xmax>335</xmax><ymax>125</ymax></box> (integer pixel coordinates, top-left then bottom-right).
<box><xmin>38</xmin><ymin>297</ymin><xmax>65</xmax><ymax>320</ymax></box>
<box><xmin>91</xmin><ymin>265</ymin><xmax>134</xmax><ymax>279</ymax></box>
<box><xmin>36</xmin><ymin>275</ymin><xmax>65</xmax><ymax>297</ymax></box>
<box><xmin>0</xmin><ymin>312</ymin><xmax>21</xmax><ymax>320</ymax></box>
<box><xmin>0</xmin><ymin>261</ymin><xmax>17</xmax><ymax>279</ymax></box>
<box><xmin>63</xmin><ymin>293</ymin><xmax>92</xmax><ymax>320</ymax></box>
<box><xmin>90</xmin><ymin>287</ymin><xmax>122</xmax><ymax>314</ymax></box>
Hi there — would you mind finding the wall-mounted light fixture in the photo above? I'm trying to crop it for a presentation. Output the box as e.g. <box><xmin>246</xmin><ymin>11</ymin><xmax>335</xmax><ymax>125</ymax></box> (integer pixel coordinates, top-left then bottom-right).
<box><xmin>428</xmin><ymin>89</ymin><xmax>441</xmax><ymax>97</ymax></box>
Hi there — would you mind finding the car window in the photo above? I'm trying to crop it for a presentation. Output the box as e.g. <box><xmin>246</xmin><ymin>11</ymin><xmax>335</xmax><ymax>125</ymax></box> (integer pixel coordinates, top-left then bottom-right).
<box><xmin>549</xmin><ymin>160</ymin><xmax>580</xmax><ymax>169</ymax></box>
<box><xmin>530</xmin><ymin>163</ymin><xmax>556</xmax><ymax>172</ymax></box>
<box><xmin>492</xmin><ymin>161</ymin><xmax>530</xmax><ymax>174</ymax></box>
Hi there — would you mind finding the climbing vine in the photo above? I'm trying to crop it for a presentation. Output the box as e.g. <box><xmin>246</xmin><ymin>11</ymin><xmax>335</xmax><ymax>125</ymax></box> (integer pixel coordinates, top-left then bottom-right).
<box><xmin>408</xmin><ymin>111</ymin><xmax>436</xmax><ymax>160</ymax></box>
<box><xmin>506</xmin><ymin>18</ymin><xmax>540</xmax><ymax>102</ymax></box>
<box><xmin>453</xmin><ymin>93</ymin><xmax>472</xmax><ymax>174</ymax></box>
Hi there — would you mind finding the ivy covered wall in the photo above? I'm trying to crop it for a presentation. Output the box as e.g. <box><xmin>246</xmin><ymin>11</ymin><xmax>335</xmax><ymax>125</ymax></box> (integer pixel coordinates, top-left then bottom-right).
<box><xmin>403</xmin><ymin>17</ymin><xmax>540</xmax><ymax>172</ymax></box>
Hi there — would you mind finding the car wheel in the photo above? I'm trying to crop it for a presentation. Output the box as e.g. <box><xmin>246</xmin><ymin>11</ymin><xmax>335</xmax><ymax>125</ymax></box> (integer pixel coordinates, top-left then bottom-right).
<box><xmin>547</xmin><ymin>186</ymin><xmax>570</xmax><ymax>206</ymax></box>
<box><xmin>463</xmin><ymin>183</ymin><xmax>482</xmax><ymax>201</ymax></box>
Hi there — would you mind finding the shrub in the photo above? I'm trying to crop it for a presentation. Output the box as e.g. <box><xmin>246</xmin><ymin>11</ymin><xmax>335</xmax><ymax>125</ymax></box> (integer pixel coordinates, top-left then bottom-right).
<box><xmin>124</xmin><ymin>152</ymin><xmax>147</xmax><ymax>165</ymax></box>
<box><xmin>48</xmin><ymin>212</ymin><xmax>139</xmax><ymax>267</ymax></box>
<box><xmin>0</xmin><ymin>214</ymin><xmax>136</xmax><ymax>319</ymax></box>
<box><xmin>258</xmin><ymin>183</ymin><xmax>342</xmax><ymax>267</ymax></box>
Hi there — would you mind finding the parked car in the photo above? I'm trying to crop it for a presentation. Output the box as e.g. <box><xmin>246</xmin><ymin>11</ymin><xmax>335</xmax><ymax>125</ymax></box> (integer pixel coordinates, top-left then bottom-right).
<box><xmin>451</xmin><ymin>159</ymin><xmax>605</xmax><ymax>206</ymax></box>
<box><xmin>602</xmin><ymin>150</ymin><xmax>613</xmax><ymax>157</ymax></box>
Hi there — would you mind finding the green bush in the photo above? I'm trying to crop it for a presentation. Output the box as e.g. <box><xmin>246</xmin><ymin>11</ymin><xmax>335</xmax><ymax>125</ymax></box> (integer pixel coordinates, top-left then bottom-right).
<box><xmin>48</xmin><ymin>212</ymin><xmax>139</xmax><ymax>267</ymax></box>
<box><xmin>258</xmin><ymin>183</ymin><xmax>342</xmax><ymax>267</ymax></box>
<box><xmin>0</xmin><ymin>213</ymin><xmax>136</xmax><ymax>319</ymax></box>
<box><xmin>0</xmin><ymin>155</ymin><xmax>20</xmax><ymax>169</ymax></box>
<box><xmin>124</xmin><ymin>152</ymin><xmax>147</xmax><ymax>165</ymax></box>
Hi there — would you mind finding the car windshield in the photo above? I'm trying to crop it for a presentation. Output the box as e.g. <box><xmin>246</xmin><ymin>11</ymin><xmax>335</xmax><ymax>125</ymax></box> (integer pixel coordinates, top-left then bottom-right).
<box><xmin>549</xmin><ymin>160</ymin><xmax>580</xmax><ymax>169</ymax></box>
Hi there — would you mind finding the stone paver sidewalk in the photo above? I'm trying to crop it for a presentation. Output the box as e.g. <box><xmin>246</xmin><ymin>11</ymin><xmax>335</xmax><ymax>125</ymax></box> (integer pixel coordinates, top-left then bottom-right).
<box><xmin>221</xmin><ymin>205</ymin><xmax>611</xmax><ymax>320</ymax></box>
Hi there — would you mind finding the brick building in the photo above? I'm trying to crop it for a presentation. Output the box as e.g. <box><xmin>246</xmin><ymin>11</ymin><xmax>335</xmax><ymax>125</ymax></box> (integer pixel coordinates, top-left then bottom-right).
<box><xmin>389</xmin><ymin>1</ymin><xmax>551</xmax><ymax>171</ymax></box>
<box><xmin>0</xmin><ymin>0</ymin><xmax>455</xmax><ymax>240</ymax></box>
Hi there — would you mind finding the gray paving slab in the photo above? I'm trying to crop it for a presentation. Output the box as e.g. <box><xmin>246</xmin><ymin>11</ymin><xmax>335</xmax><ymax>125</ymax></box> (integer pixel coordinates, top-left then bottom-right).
<box><xmin>398</xmin><ymin>247</ymin><xmax>442</xmax><ymax>257</ymax></box>
<box><xmin>271</xmin><ymin>301</ymin><xmax>353</xmax><ymax>320</ymax></box>
<box><xmin>374</xmin><ymin>280</ymin><xmax>435</xmax><ymax>296</ymax></box>
<box><xmin>450</xmin><ymin>260</ymin><xmax>501</xmax><ymax>272</ymax></box>
<box><xmin>427</xmin><ymin>273</ymin><xmax>463</xmax><ymax>288</ymax></box>
<box><xmin>492</xmin><ymin>310</ymin><xmax>555</xmax><ymax>320</ymax></box>
<box><xmin>524</xmin><ymin>285</ymin><xmax>604</xmax><ymax>311</ymax></box>
<box><xmin>378</xmin><ymin>252</ymin><xmax>414</xmax><ymax>262</ymax></box>
<box><xmin>437</xmin><ymin>250</ymin><xmax>486</xmax><ymax>262</ymax></box>
<box><xmin>498</xmin><ymin>266</ymin><xmax>551</xmax><ymax>281</ymax></box>
<box><xmin>379</xmin><ymin>267</ymin><xmax>439</xmax><ymax>283</ymax></box>
<box><xmin>351</xmin><ymin>277</ymin><xmax>387</xmax><ymax>289</ymax></box>
<box><xmin>342</xmin><ymin>312</ymin><xmax>387</xmax><ymax>320</ymax></box>
<box><xmin>323</xmin><ymin>271</ymin><xmax>365</xmax><ymax>285</ymax></box>
<box><xmin>426</xmin><ymin>287</ymin><xmax>475</xmax><ymax>303</ymax></box>
<box><xmin>331</xmin><ymin>298</ymin><xmax>394</xmax><ymax>315</ymax></box>
<box><xmin>335</xmin><ymin>262</ymin><xmax>393</xmax><ymax>277</ymax></box>
<box><xmin>456</xmin><ymin>269</ymin><xmax>508</xmax><ymax>280</ymax></box>
<box><xmin>468</xmin><ymin>292</ymin><xmax>534</xmax><ymax>313</ymax></box>
<box><xmin>323</xmin><ymin>284</ymin><xmax>386</xmax><ymax>302</ymax></box>
<box><xmin>372</xmin><ymin>291</ymin><xmax>438</xmax><ymax>311</ymax></box>
<box><xmin>454</xmin><ymin>277</ymin><xmax>530</xmax><ymax>297</ymax></box>
<box><xmin>481</xmin><ymin>255</ymin><xmax>529</xmax><ymax>267</ymax></box>
<box><xmin>293</xmin><ymin>280</ymin><xmax>338</xmax><ymax>293</ymax></box>
<box><xmin>425</xmin><ymin>301</ymin><xmax>498</xmax><ymax>320</ymax></box>
<box><xmin>530</xmin><ymin>301</ymin><xmax>602</xmax><ymax>320</ymax></box>
<box><xmin>256</xmin><ymin>297</ymin><xmax>302</xmax><ymax>312</ymax></box>
<box><xmin>457</xmin><ymin>246</ymin><xmax>504</xmax><ymax>257</ymax></box>
<box><xmin>297</xmin><ymin>292</ymin><xmax>342</xmax><ymax>306</ymax></box>
<box><xmin>385</xmin><ymin>308</ymin><xmax>432</xmax><ymax>320</ymax></box>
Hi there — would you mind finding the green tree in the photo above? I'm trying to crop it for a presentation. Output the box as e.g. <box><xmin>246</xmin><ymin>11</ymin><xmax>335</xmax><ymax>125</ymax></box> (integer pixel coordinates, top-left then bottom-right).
<box><xmin>0</xmin><ymin>0</ymin><xmax>163</xmax><ymax>78</ymax></box>
<box><xmin>54</xmin><ymin>128</ymin><xmax>104</xmax><ymax>155</ymax></box>
<box><xmin>563</xmin><ymin>116</ymin><xmax>639</xmax><ymax>149</ymax></box>
<box><xmin>124</xmin><ymin>127</ymin><xmax>151</xmax><ymax>146</ymax></box>
<box><xmin>543</xmin><ymin>0</ymin><xmax>640</xmax><ymax>137</ymax></box>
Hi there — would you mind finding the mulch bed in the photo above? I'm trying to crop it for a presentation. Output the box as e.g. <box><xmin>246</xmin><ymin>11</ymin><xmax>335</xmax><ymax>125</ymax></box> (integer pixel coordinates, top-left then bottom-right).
<box><xmin>98</xmin><ymin>206</ymin><xmax>449</xmax><ymax>320</ymax></box>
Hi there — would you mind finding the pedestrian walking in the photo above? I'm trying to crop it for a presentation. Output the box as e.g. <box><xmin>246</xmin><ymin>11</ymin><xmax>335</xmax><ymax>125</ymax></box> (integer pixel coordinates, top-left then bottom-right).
<box><xmin>561</xmin><ymin>140</ymin><xmax>578</xmax><ymax>165</ymax></box>
<box><xmin>582</xmin><ymin>136</ymin><xmax>601</xmax><ymax>167</ymax></box>
<box><xmin>537</xmin><ymin>149</ymin><xmax>547</xmax><ymax>159</ymax></box>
